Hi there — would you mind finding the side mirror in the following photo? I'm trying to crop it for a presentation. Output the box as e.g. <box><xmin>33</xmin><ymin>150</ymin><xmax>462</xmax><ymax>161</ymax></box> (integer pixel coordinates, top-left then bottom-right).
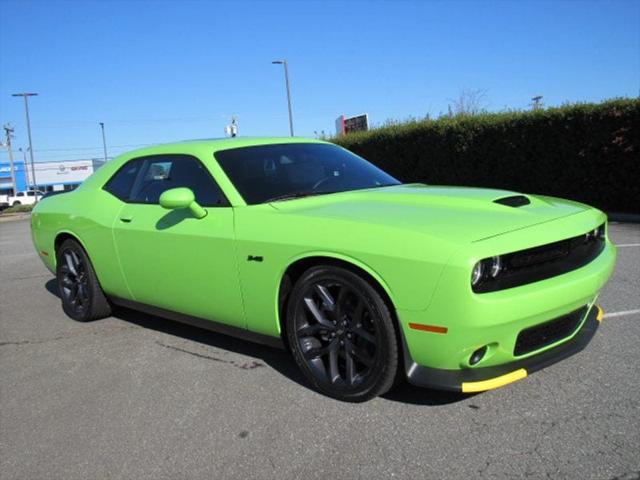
<box><xmin>159</xmin><ymin>188</ymin><xmax>207</xmax><ymax>219</ymax></box>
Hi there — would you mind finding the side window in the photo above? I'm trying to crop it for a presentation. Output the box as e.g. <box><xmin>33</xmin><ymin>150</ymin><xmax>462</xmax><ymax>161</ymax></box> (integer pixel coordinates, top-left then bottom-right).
<box><xmin>129</xmin><ymin>155</ymin><xmax>226</xmax><ymax>207</ymax></box>
<box><xmin>27</xmin><ymin>191</ymin><xmax>35</xmax><ymax>197</ymax></box>
<box><xmin>103</xmin><ymin>158</ymin><xmax>144</xmax><ymax>201</ymax></box>
<box><xmin>17</xmin><ymin>192</ymin><xmax>24</xmax><ymax>197</ymax></box>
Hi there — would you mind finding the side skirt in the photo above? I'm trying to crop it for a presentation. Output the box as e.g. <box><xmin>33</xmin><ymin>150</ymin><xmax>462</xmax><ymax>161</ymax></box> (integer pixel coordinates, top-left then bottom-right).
<box><xmin>108</xmin><ymin>296</ymin><xmax>285</xmax><ymax>350</ymax></box>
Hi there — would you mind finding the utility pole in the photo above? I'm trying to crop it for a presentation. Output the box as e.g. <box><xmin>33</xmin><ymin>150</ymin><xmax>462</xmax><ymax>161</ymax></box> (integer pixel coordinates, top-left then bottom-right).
<box><xmin>532</xmin><ymin>95</ymin><xmax>543</xmax><ymax>110</ymax></box>
<box><xmin>2</xmin><ymin>124</ymin><xmax>17</xmax><ymax>195</ymax></box>
<box><xmin>99</xmin><ymin>122</ymin><xmax>108</xmax><ymax>162</ymax></box>
<box><xmin>12</xmin><ymin>92</ymin><xmax>39</xmax><ymax>202</ymax></box>
<box><xmin>272</xmin><ymin>59</ymin><xmax>295</xmax><ymax>136</ymax></box>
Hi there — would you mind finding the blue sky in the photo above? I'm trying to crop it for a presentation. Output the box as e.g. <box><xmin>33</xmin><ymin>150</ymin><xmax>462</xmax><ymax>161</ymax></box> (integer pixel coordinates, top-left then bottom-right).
<box><xmin>1</xmin><ymin>0</ymin><xmax>638</xmax><ymax>163</ymax></box>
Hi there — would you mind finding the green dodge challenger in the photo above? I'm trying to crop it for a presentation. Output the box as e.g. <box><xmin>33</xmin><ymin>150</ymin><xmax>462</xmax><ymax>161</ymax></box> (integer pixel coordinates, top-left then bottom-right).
<box><xmin>31</xmin><ymin>138</ymin><xmax>616</xmax><ymax>401</ymax></box>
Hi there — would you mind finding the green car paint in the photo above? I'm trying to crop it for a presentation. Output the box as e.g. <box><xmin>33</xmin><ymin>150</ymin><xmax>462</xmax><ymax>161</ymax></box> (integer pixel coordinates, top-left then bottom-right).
<box><xmin>31</xmin><ymin>137</ymin><xmax>617</xmax><ymax>392</ymax></box>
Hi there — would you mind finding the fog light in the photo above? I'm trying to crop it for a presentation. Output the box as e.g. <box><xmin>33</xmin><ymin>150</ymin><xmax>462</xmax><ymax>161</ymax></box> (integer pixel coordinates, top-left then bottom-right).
<box><xmin>469</xmin><ymin>346</ymin><xmax>487</xmax><ymax>366</ymax></box>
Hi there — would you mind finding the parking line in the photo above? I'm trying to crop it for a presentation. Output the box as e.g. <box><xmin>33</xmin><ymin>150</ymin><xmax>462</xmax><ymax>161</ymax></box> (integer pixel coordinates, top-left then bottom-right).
<box><xmin>616</xmin><ymin>243</ymin><xmax>640</xmax><ymax>248</ymax></box>
<box><xmin>604</xmin><ymin>309</ymin><xmax>640</xmax><ymax>319</ymax></box>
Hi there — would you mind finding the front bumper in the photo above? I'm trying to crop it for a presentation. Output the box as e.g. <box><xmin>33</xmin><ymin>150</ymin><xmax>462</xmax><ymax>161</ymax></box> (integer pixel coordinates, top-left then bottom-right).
<box><xmin>406</xmin><ymin>304</ymin><xmax>603</xmax><ymax>392</ymax></box>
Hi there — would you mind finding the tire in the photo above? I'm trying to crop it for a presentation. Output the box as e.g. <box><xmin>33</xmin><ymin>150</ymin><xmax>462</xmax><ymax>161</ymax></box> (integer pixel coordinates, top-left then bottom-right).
<box><xmin>13</xmin><ymin>201</ymin><xmax>21</xmax><ymax>206</ymax></box>
<box><xmin>56</xmin><ymin>238</ymin><xmax>111</xmax><ymax>322</ymax></box>
<box><xmin>286</xmin><ymin>265</ymin><xmax>399</xmax><ymax>402</ymax></box>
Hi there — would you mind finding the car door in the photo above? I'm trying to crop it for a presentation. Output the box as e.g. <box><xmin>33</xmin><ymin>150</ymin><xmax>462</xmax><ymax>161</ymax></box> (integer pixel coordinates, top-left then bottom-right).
<box><xmin>111</xmin><ymin>154</ymin><xmax>245</xmax><ymax>328</ymax></box>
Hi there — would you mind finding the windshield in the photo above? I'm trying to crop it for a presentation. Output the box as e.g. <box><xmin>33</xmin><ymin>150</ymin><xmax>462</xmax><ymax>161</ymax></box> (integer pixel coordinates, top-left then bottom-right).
<box><xmin>214</xmin><ymin>143</ymin><xmax>400</xmax><ymax>204</ymax></box>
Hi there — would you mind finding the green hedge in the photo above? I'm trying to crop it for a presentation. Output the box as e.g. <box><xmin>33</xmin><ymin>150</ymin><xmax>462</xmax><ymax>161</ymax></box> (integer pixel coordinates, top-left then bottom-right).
<box><xmin>1</xmin><ymin>204</ymin><xmax>33</xmax><ymax>214</ymax></box>
<box><xmin>333</xmin><ymin>99</ymin><xmax>639</xmax><ymax>214</ymax></box>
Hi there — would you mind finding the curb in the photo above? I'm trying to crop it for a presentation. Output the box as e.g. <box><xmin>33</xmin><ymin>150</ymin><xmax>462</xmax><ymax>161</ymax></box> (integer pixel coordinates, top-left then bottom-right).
<box><xmin>0</xmin><ymin>212</ymin><xmax>32</xmax><ymax>223</ymax></box>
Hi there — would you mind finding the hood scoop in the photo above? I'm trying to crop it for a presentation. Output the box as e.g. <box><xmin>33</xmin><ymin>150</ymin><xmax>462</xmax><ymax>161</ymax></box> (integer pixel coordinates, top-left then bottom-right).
<box><xmin>493</xmin><ymin>195</ymin><xmax>531</xmax><ymax>207</ymax></box>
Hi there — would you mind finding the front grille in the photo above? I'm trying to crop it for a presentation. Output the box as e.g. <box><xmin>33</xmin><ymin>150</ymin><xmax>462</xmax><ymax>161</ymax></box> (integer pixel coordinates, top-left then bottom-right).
<box><xmin>514</xmin><ymin>306</ymin><xmax>587</xmax><ymax>356</ymax></box>
<box><xmin>474</xmin><ymin>223</ymin><xmax>606</xmax><ymax>293</ymax></box>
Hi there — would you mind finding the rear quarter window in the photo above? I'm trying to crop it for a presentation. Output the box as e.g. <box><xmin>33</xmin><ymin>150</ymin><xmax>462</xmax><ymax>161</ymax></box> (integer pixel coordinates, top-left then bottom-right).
<box><xmin>103</xmin><ymin>158</ymin><xmax>144</xmax><ymax>201</ymax></box>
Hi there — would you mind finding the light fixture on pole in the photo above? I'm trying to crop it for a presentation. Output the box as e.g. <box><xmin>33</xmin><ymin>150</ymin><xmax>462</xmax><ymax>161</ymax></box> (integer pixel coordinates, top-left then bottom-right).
<box><xmin>99</xmin><ymin>122</ymin><xmax>108</xmax><ymax>162</ymax></box>
<box><xmin>272</xmin><ymin>59</ymin><xmax>295</xmax><ymax>137</ymax></box>
<box><xmin>224</xmin><ymin>116</ymin><xmax>238</xmax><ymax>138</ymax></box>
<box><xmin>12</xmin><ymin>92</ymin><xmax>39</xmax><ymax>202</ymax></box>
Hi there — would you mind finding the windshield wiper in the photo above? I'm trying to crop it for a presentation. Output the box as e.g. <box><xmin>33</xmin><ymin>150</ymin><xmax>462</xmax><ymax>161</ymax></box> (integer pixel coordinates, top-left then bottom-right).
<box><xmin>263</xmin><ymin>191</ymin><xmax>336</xmax><ymax>203</ymax></box>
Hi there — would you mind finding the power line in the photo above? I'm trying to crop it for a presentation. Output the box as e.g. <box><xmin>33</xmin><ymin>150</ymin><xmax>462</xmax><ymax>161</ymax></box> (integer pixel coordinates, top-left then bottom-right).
<box><xmin>21</xmin><ymin>143</ymin><xmax>153</xmax><ymax>152</ymax></box>
<box><xmin>0</xmin><ymin>149</ymin><xmax>146</xmax><ymax>161</ymax></box>
<box><xmin>24</xmin><ymin>116</ymin><xmax>225</xmax><ymax>128</ymax></box>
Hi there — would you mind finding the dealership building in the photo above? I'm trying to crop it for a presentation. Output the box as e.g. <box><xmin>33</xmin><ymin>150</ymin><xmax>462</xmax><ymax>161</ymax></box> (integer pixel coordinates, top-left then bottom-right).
<box><xmin>0</xmin><ymin>159</ymin><xmax>105</xmax><ymax>195</ymax></box>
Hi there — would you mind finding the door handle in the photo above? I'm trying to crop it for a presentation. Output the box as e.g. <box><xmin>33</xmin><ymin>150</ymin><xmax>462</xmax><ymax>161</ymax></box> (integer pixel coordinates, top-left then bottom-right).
<box><xmin>119</xmin><ymin>215</ymin><xmax>133</xmax><ymax>223</ymax></box>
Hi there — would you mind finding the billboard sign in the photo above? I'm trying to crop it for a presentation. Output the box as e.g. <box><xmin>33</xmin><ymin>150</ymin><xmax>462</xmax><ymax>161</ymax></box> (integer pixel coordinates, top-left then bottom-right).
<box><xmin>336</xmin><ymin>113</ymin><xmax>369</xmax><ymax>136</ymax></box>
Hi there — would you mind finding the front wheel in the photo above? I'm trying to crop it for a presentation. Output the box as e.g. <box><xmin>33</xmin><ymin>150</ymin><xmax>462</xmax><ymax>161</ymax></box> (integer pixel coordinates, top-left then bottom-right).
<box><xmin>286</xmin><ymin>266</ymin><xmax>399</xmax><ymax>402</ymax></box>
<box><xmin>12</xmin><ymin>201</ymin><xmax>21</xmax><ymax>206</ymax></box>
<box><xmin>56</xmin><ymin>239</ymin><xmax>112</xmax><ymax>322</ymax></box>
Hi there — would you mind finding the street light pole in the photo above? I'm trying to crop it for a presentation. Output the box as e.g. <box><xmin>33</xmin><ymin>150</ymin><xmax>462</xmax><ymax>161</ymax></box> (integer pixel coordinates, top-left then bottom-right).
<box><xmin>19</xmin><ymin>148</ymin><xmax>30</xmax><ymax>190</ymax></box>
<box><xmin>99</xmin><ymin>122</ymin><xmax>108</xmax><ymax>162</ymax></box>
<box><xmin>12</xmin><ymin>92</ymin><xmax>38</xmax><ymax>202</ymax></box>
<box><xmin>272</xmin><ymin>59</ymin><xmax>294</xmax><ymax>137</ymax></box>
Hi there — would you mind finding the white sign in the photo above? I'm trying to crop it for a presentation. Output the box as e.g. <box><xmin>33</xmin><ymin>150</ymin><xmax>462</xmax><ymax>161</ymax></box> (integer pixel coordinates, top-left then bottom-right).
<box><xmin>25</xmin><ymin>160</ymin><xmax>95</xmax><ymax>186</ymax></box>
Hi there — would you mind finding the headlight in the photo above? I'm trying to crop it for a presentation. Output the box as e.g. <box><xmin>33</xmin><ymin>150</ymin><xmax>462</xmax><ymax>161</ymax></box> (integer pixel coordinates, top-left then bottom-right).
<box><xmin>489</xmin><ymin>256</ymin><xmax>502</xmax><ymax>278</ymax></box>
<box><xmin>586</xmin><ymin>224</ymin><xmax>606</xmax><ymax>242</ymax></box>
<box><xmin>471</xmin><ymin>256</ymin><xmax>503</xmax><ymax>288</ymax></box>
<box><xmin>471</xmin><ymin>261</ymin><xmax>484</xmax><ymax>286</ymax></box>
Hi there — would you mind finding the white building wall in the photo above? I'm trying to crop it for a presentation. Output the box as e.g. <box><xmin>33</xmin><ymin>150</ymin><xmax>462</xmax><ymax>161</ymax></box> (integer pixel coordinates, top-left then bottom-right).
<box><xmin>25</xmin><ymin>160</ymin><xmax>100</xmax><ymax>187</ymax></box>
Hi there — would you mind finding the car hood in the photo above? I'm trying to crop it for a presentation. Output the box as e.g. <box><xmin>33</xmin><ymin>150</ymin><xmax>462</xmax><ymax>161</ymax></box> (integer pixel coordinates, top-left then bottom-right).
<box><xmin>269</xmin><ymin>184</ymin><xmax>591</xmax><ymax>243</ymax></box>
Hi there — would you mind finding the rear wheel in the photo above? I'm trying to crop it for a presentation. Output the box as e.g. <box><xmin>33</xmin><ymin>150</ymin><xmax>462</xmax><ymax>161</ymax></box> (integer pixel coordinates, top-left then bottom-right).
<box><xmin>12</xmin><ymin>201</ymin><xmax>21</xmax><ymax>206</ymax></box>
<box><xmin>286</xmin><ymin>266</ymin><xmax>399</xmax><ymax>402</ymax></box>
<box><xmin>56</xmin><ymin>239</ymin><xmax>111</xmax><ymax>322</ymax></box>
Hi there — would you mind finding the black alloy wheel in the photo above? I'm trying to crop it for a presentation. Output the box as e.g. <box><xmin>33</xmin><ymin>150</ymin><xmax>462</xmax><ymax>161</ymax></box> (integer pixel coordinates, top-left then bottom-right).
<box><xmin>56</xmin><ymin>239</ymin><xmax>111</xmax><ymax>322</ymax></box>
<box><xmin>286</xmin><ymin>266</ymin><xmax>399</xmax><ymax>402</ymax></box>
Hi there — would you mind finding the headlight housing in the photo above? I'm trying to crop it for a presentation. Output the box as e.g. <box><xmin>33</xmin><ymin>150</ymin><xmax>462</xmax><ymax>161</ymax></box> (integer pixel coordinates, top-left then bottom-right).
<box><xmin>471</xmin><ymin>256</ymin><xmax>502</xmax><ymax>288</ymax></box>
<box><xmin>471</xmin><ymin>262</ymin><xmax>484</xmax><ymax>287</ymax></box>
<box><xmin>471</xmin><ymin>223</ymin><xmax>606</xmax><ymax>293</ymax></box>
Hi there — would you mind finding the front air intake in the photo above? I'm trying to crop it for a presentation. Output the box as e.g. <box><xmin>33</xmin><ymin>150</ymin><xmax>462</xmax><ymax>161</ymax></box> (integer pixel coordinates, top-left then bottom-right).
<box><xmin>494</xmin><ymin>195</ymin><xmax>531</xmax><ymax>207</ymax></box>
<box><xmin>514</xmin><ymin>306</ymin><xmax>587</xmax><ymax>356</ymax></box>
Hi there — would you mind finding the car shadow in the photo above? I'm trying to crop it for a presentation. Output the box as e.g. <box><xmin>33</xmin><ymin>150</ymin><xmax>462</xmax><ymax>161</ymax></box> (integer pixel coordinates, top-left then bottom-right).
<box><xmin>155</xmin><ymin>209</ymin><xmax>192</xmax><ymax>230</ymax></box>
<box><xmin>45</xmin><ymin>278</ymin><xmax>470</xmax><ymax>406</ymax></box>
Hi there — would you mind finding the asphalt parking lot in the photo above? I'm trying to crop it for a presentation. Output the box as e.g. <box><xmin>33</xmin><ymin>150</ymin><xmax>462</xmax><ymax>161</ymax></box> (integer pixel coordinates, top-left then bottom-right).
<box><xmin>1</xmin><ymin>218</ymin><xmax>639</xmax><ymax>480</ymax></box>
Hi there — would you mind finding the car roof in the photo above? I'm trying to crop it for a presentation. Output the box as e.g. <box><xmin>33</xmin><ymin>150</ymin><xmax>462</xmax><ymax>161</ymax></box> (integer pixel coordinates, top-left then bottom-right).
<box><xmin>120</xmin><ymin>136</ymin><xmax>331</xmax><ymax>160</ymax></box>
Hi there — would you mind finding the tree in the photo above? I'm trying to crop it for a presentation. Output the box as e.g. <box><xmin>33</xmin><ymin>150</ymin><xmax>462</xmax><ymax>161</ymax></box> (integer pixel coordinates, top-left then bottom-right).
<box><xmin>448</xmin><ymin>88</ymin><xmax>489</xmax><ymax>116</ymax></box>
